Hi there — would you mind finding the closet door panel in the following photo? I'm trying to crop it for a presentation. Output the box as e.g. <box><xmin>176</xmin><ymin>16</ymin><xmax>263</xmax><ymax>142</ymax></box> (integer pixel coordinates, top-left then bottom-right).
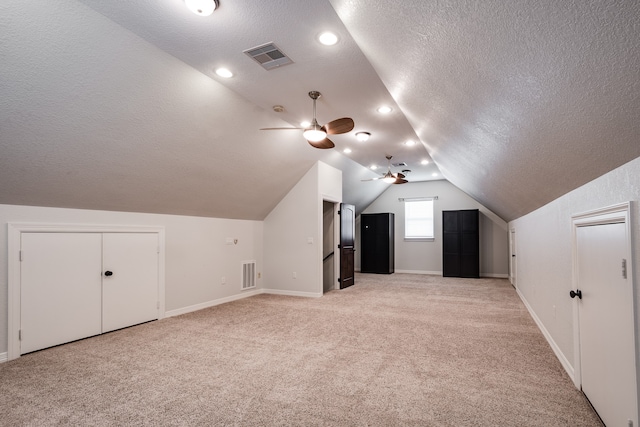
<box><xmin>21</xmin><ymin>233</ymin><xmax>102</xmax><ymax>354</ymax></box>
<box><xmin>102</xmin><ymin>233</ymin><xmax>159</xmax><ymax>333</ymax></box>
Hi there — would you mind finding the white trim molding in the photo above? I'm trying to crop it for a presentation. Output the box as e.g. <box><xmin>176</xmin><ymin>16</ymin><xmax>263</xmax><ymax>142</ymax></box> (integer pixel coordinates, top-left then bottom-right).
<box><xmin>516</xmin><ymin>288</ymin><xmax>574</xmax><ymax>381</ymax></box>
<box><xmin>165</xmin><ymin>289</ymin><xmax>262</xmax><ymax>317</ymax></box>
<box><xmin>570</xmin><ymin>201</ymin><xmax>635</xmax><ymax>391</ymax></box>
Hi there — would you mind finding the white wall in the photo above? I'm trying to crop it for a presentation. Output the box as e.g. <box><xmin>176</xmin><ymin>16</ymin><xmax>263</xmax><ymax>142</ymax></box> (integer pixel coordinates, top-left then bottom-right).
<box><xmin>510</xmin><ymin>155</ymin><xmax>640</xmax><ymax>376</ymax></box>
<box><xmin>0</xmin><ymin>204</ymin><xmax>263</xmax><ymax>354</ymax></box>
<box><xmin>263</xmin><ymin>162</ymin><xmax>342</xmax><ymax>297</ymax></box>
<box><xmin>359</xmin><ymin>180</ymin><xmax>509</xmax><ymax>276</ymax></box>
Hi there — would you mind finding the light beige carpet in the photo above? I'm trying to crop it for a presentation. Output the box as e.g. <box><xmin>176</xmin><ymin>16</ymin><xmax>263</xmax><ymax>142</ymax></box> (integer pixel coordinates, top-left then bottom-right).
<box><xmin>0</xmin><ymin>274</ymin><xmax>602</xmax><ymax>426</ymax></box>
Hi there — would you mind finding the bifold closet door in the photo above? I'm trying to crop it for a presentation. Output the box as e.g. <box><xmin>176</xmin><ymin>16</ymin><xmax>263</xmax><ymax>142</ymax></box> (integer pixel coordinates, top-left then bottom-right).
<box><xmin>21</xmin><ymin>233</ymin><xmax>103</xmax><ymax>354</ymax></box>
<box><xmin>102</xmin><ymin>233</ymin><xmax>159</xmax><ymax>333</ymax></box>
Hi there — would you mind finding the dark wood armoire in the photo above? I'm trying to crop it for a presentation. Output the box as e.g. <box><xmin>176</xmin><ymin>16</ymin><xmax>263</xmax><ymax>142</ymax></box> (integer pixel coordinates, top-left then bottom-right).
<box><xmin>442</xmin><ymin>209</ymin><xmax>480</xmax><ymax>278</ymax></box>
<box><xmin>360</xmin><ymin>213</ymin><xmax>394</xmax><ymax>274</ymax></box>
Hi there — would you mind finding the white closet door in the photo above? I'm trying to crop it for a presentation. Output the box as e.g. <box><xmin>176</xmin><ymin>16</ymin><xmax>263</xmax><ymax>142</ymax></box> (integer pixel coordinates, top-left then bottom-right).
<box><xmin>577</xmin><ymin>222</ymin><xmax>638</xmax><ymax>427</ymax></box>
<box><xmin>102</xmin><ymin>233</ymin><xmax>159</xmax><ymax>333</ymax></box>
<box><xmin>20</xmin><ymin>233</ymin><xmax>102</xmax><ymax>354</ymax></box>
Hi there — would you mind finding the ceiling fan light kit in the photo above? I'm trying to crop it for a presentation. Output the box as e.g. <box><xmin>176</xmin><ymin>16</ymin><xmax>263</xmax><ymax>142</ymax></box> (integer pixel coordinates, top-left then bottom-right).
<box><xmin>303</xmin><ymin>120</ymin><xmax>327</xmax><ymax>142</ymax></box>
<box><xmin>184</xmin><ymin>0</ymin><xmax>219</xmax><ymax>16</ymax></box>
<box><xmin>356</xmin><ymin>131</ymin><xmax>371</xmax><ymax>142</ymax></box>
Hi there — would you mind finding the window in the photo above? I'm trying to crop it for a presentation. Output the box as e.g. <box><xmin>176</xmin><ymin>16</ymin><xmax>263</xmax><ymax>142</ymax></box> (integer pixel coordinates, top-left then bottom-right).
<box><xmin>404</xmin><ymin>199</ymin><xmax>434</xmax><ymax>240</ymax></box>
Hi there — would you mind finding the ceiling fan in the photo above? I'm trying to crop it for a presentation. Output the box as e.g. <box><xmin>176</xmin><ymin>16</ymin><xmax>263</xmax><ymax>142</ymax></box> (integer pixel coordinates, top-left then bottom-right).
<box><xmin>362</xmin><ymin>155</ymin><xmax>409</xmax><ymax>184</ymax></box>
<box><xmin>260</xmin><ymin>91</ymin><xmax>354</xmax><ymax>149</ymax></box>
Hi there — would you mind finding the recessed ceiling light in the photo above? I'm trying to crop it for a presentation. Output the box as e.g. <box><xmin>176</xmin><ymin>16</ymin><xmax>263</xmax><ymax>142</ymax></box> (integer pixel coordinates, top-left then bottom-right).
<box><xmin>355</xmin><ymin>132</ymin><xmax>371</xmax><ymax>142</ymax></box>
<box><xmin>185</xmin><ymin>0</ymin><xmax>219</xmax><ymax>16</ymax></box>
<box><xmin>377</xmin><ymin>106</ymin><xmax>392</xmax><ymax>114</ymax></box>
<box><xmin>370</xmin><ymin>165</ymin><xmax>378</xmax><ymax>170</ymax></box>
<box><xmin>421</xmin><ymin>160</ymin><xmax>429</xmax><ymax>165</ymax></box>
<box><xmin>318</xmin><ymin>32</ymin><xmax>339</xmax><ymax>46</ymax></box>
<box><xmin>404</xmin><ymin>140</ymin><xmax>416</xmax><ymax>146</ymax></box>
<box><xmin>343</xmin><ymin>148</ymin><xmax>352</xmax><ymax>154</ymax></box>
<box><xmin>432</xmin><ymin>172</ymin><xmax>439</xmax><ymax>177</ymax></box>
<box><xmin>215</xmin><ymin>68</ymin><xmax>233</xmax><ymax>78</ymax></box>
<box><xmin>300</xmin><ymin>120</ymin><xmax>311</xmax><ymax>127</ymax></box>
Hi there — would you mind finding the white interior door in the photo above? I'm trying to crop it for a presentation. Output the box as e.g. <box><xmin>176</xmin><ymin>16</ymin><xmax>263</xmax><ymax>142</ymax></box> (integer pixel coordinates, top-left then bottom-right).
<box><xmin>510</xmin><ymin>229</ymin><xmax>517</xmax><ymax>287</ymax></box>
<box><xmin>576</xmin><ymin>222</ymin><xmax>638</xmax><ymax>427</ymax></box>
<box><xmin>20</xmin><ymin>233</ymin><xmax>102</xmax><ymax>354</ymax></box>
<box><xmin>102</xmin><ymin>233</ymin><xmax>159</xmax><ymax>333</ymax></box>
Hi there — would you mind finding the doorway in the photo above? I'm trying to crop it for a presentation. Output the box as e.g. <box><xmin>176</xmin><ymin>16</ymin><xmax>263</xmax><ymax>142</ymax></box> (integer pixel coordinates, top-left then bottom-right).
<box><xmin>322</xmin><ymin>201</ymin><xmax>337</xmax><ymax>293</ymax></box>
<box><xmin>571</xmin><ymin>203</ymin><xmax>638</xmax><ymax>426</ymax></box>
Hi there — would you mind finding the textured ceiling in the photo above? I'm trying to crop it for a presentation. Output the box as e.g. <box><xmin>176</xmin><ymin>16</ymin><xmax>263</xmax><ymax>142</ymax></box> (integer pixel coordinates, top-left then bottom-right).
<box><xmin>1</xmin><ymin>0</ymin><xmax>639</xmax><ymax>221</ymax></box>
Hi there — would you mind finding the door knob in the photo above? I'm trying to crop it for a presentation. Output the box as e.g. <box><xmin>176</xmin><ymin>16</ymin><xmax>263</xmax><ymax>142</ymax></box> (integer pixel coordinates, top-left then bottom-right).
<box><xmin>104</xmin><ymin>271</ymin><xmax>113</xmax><ymax>277</ymax></box>
<box><xmin>569</xmin><ymin>289</ymin><xmax>582</xmax><ymax>299</ymax></box>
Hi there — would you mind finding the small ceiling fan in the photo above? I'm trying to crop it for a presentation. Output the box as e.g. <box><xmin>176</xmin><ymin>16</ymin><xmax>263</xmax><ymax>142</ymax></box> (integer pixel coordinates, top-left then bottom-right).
<box><xmin>260</xmin><ymin>91</ymin><xmax>354</xmax><ymax>149</ymax></box>
<box><xmin>362</xmin><ymin>155</ymin><xmax>409</xmax><ymax>184</ymax></box>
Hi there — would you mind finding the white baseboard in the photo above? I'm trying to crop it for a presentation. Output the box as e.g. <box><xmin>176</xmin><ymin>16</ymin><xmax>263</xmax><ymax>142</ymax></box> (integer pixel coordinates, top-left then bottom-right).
<box><xmin>165</xmin><ymin>289</ymin><xmax>262</xmax><ymax>317</ymax></box>
<box><xmin>395</xmin><ymin>270</ymin><xmax>442</xmax><ymax>275</ymax></box>
<box><xmin>262</xmin><ymin>289</ymin><xmax>322</xmax><ymax>298</ymax></box>
<box><xmin>0</xmin><ymin>352</ymin><xmax>7</xmax><ymax>363</ymax></box>
<box><xmin>165</xmin><ymin>287</ymin><xmax>323</xmax><ymax>318</ymax></box>
<box><xmin>516</xmin><ymin>288</ymin><xmax>575</xmax><ymax>382</ymax></box>
<box><xmin>481</xmin><ymin>273</ymin><xmax>509</xmax><ymax>278</ymax></box>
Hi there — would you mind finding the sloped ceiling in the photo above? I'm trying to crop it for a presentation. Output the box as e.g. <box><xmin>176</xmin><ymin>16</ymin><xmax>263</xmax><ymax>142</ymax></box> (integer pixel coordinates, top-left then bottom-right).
<box><xmin>1</xmin><ymin>0</ymin><xmax>639</xmax><ymax>221</ymax></box>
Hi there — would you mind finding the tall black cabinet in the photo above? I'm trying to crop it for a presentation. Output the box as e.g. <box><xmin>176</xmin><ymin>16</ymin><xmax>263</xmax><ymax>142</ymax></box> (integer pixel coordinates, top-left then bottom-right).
<box><xmin>442</xmin><ymin>209</ymin><xmax>480</xmax><ymax>278</ymax></box>
<box><xmin>360</xmin><ymin>213</ymin><xmax>395</xmax><ymax>274</ymax></box>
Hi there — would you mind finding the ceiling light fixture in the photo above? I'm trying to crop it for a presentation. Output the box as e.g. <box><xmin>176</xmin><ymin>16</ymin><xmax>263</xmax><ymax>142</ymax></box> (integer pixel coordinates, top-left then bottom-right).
<box><xmin>355</xmin><ymin>132</ymin><xmax>371</xmax><ymax>142</ymax></box>
<box><xmin>343</xmin><ymin>148</ymin><xmax>352</xmax><ymax>154</ymax></box>
<box><xmin>421</xmin><ymin>160</ymin><xmax>429</xmax><ymax>165</ymax></box>
<box><xmin>370</xmin><ymin>165</ymin><xmax>378</xmax><ymax>170</ymax></box>
<box><xmin>432</xmin><ymin>173</ymin><xmax>439</xmax><ymax>177</ymax></box>
<box><xmin>318</xmin><ymin>32</ymin><xmax>339</xmax><ymax>46</ymax></box>
<box><xmin>300</xmin><ymin>120</ymin><xmax>311</xmax><ymax>127</ymax></box>
<box><xmin>404</xmin><ymin>140</ymin><xmax>416</xmax><ymax>146</ymax></box>
<box><xmin>185</xmin><ymin>0</ymin><xmax>219</xmax><ymax>16</ymax></box>
<box><xmin>377</xmin><ymin>106</ymin><xmax>392</xmax><ymax>114</ymax></box>
<box><xmin>215</xmin><ymin>67</ymin><xmax>233</xmax><ymax>78</ymax></box>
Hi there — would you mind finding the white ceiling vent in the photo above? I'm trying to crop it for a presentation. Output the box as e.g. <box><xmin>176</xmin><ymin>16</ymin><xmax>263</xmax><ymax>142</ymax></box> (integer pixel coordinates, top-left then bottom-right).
<box><xmin>392</xmin><ymin>162</ymin><xmax>407</xmax><ymax>167</ymax></box>
<box><xmin>244</xmin><ymin>43</ymin><xmax>294</xmax><ymax>70</ymax></box>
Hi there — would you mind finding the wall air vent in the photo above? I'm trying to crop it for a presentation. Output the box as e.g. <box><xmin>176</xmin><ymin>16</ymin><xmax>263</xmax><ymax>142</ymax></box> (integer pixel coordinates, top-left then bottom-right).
<box><xmin>244</xmin><ymin>42</ymin><xmax>294</xmax><ymax>70</ymax></box>
<box><xmin>241</xmin><ymin>260</ymin><xmax>256</xmax><ymax>290</ymax></box>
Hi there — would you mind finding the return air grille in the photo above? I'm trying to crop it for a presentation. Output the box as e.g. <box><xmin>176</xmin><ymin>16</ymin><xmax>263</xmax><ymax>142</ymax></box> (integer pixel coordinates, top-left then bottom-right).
<box><xmin>241</xmin><ymin>260</ymin><xmax>256</xmax><ymax>290</ymax></box>
<box><xmin>244</xmin><ymin>42</ymin><xmax>294</xmax><ymax>70</ymax></box>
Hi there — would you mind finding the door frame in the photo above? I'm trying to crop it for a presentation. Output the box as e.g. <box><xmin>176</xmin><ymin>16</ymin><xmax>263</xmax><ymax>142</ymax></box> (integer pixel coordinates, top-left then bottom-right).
<box><xmin>7</xmin><ymin>222</ymin><xmax>166</xmax><ymax>361</ymax></box>
<box><xmin>570</xmin><ymin>202</ymin><xmax>637</xmax><ymax>398</ymax></box>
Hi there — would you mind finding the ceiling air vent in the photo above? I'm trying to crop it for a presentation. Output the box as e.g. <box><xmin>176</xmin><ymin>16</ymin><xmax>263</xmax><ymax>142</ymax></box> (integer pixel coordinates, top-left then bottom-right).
<box><xmin>244</xmin><ymin>42</ymin><xmax>294</xmax><ymax>70</ymax></box>
<box><xmin>392</xmin><ymin>162</ymin><xmax>407</xmax><ymax>167</ymax></box>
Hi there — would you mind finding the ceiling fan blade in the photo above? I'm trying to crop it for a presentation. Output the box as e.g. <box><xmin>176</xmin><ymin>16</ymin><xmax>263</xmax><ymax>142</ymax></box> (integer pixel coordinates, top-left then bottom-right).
<box><xmin>393</xmin><ymin>178</ymin><xmax>408</xmax><ymax>184</ymax></box>
<box><xmin>260</xmin><ymin>127</ymin><xmax>302</xmax><ymax>130</ymax></box>
<box><xmin>361</xmin><ymin>177</ymin><xmax>381</xmax><ymax>182</ymax></box>
<box><xmin>396</xmin><ymin>173</ymin><xmax>406</xmax><ymax>179</ymax></box>
<box><xmin>323</xmin><ymin>118</ymin><xmax>355</xmax><ymax>135</ymax></box>
<box><xmin>307</xmin><ymin>137</ymin><xmax>335</xmax><ymax>149</ymax></box>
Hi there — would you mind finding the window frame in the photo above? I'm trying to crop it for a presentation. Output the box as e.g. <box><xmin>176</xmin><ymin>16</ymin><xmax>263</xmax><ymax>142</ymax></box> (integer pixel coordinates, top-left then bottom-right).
<box><xmin>403</xmin><ymin>198</ymin><xmax>435</xmax><ymax>242</ymax></box>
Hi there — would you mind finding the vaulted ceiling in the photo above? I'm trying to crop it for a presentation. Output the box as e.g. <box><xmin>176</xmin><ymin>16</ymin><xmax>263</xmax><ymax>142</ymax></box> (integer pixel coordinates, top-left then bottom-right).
<box><xmin>1</xmin><ymin>0</ymin><xmax>639</xmax><ymax>221</ymax></box>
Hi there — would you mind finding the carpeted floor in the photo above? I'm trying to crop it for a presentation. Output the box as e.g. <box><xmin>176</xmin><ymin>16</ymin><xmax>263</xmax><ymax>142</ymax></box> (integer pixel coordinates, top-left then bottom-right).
<box><xmin>0</xmin><ymin>274</ymin><xmax>602</xmax><ymax>426</ymax></box>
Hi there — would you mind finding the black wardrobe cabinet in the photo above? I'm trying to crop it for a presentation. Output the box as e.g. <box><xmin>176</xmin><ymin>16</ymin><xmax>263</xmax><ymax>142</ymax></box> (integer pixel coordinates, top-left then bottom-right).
<box><xmin>360</xmin><ymin>213</ymin><xmax>395</xmax><ymax>274</ymax></box>
<box><xmin>442</xmin><ymin>209</ymin><xmax>480</xmax><ymax>278</ymax></box>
